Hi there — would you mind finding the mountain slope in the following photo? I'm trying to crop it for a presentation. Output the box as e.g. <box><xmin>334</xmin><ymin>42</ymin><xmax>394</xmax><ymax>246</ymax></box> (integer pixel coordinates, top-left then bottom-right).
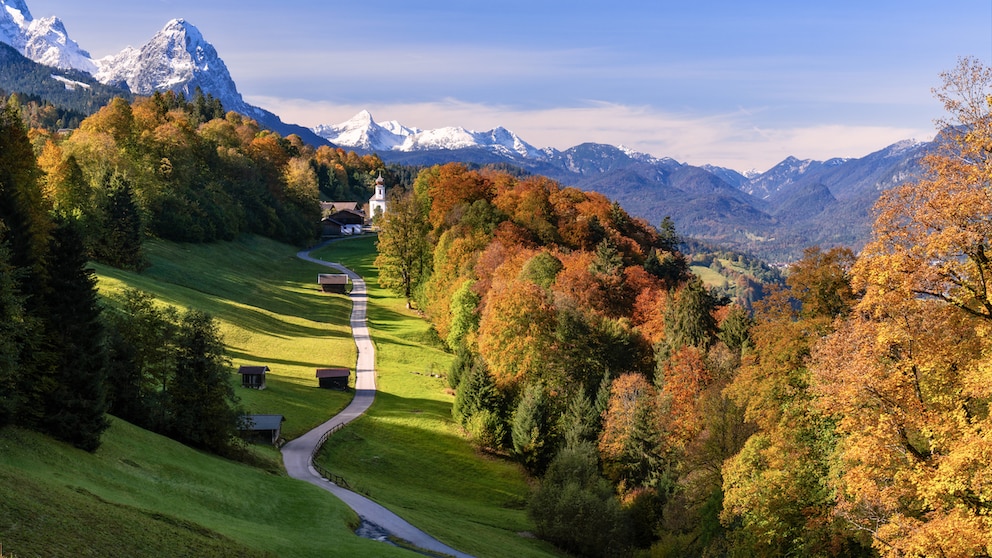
<box><xmin>0</xmin><ymin>41</ymin><xmax>129</xmax><ymax>117</ymax></box>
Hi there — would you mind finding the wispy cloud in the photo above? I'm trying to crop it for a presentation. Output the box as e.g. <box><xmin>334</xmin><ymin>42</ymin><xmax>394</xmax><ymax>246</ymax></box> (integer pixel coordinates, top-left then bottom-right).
<box><xmin>247</xmin><ymin>96</ymin><xmax>934</xmax><ymax>173</ymax></box>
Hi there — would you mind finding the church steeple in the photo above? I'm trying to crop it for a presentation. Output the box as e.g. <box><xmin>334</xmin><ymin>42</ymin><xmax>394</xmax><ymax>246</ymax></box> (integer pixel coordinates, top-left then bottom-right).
<box><xmin>369</xmin><ymin>172</ymin><xmax>387</xmax><ymax>219</ymax></box>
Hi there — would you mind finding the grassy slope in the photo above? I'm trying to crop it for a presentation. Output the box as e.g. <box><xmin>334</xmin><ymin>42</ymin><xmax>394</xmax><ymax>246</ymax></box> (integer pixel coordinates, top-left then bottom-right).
<box><xmin>314</xmin><ymin>237</ymin><xmax>562</xmax><ymax>558</ymax></box>
<box><xmin>0</xmin><ymin>235</ymin><xmax>410</xmax><ymax>557</ymax></box>
<box><xmin>94</xmin><ymin>236</ymin><xmax>356</xmax><ymax>440</ymax></box>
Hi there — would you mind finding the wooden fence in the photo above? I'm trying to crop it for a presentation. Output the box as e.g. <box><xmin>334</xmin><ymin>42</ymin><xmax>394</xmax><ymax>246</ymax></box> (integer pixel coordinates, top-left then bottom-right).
<box><xmin>309</xmin><ymin>422</ymin><xmax>369</xmax><ymax>496</ymax></box>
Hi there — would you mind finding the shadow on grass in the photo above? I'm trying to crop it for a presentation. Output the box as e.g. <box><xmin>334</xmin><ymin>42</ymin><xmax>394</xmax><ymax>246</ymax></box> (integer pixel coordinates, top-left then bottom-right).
<box><xmin>226</xmin><ymin>349</ymin><xmax>339</xmax><ymax>371</ymax></box>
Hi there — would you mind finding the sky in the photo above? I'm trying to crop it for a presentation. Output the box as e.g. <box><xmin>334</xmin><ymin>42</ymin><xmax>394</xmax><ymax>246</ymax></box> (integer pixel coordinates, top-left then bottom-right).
<box><xmin>24</xmin><ymin>0</ymin><xmax>992</xmax><ymax>172</ymax></box>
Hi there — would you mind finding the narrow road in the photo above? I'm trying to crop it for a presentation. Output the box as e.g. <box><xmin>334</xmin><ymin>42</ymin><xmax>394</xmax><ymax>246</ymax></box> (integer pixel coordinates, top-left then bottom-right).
<box><xmin>282</xmin><ymin>248</ymin><xmax>473</xmax><ymax>558</ymax></box>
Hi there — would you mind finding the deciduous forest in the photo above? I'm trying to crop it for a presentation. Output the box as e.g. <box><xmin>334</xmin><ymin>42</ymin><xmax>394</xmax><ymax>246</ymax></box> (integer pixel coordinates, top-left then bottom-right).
<box><xmin>374</xmin><ymin>58</ymin><xmax>992</xmax><ymax>557</ymax></box>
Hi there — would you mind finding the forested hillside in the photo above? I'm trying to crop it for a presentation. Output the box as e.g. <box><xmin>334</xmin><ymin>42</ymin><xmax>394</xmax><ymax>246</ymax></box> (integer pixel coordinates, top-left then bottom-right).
<box><xmin>374</xmin><ymin>58</ymin><xmax>992</xmax><ymax>557</ymax></box>
<box><xmin>0</xmin><ymin>90</ymin><xmax>389</xmax><ymax>455</ymax></box>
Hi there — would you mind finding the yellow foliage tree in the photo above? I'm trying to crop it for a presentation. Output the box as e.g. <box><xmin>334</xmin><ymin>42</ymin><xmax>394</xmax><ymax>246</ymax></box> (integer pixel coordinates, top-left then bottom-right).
<box><xmin>812</xmin><ymin>57</ymin><xmax>992</xmax><ymax>557</ymax></box>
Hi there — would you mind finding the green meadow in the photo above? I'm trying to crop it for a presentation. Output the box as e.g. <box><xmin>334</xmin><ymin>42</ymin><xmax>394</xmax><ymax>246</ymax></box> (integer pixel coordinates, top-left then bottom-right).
<box><xmin>313</xmin><ymin>237</ymin><xmax>560</xmax><ymax>558</ymax></box>
<box><xmin>0</xmin><ymin>234</ymin><xmax>557</xmax><ymax>557</ymax></box>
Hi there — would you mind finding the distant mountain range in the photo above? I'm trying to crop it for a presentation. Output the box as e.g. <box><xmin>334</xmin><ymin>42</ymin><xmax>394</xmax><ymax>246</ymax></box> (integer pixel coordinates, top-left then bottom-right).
<box><xmin>316</xmin><ymin>111</ymin><xmax>930</xmax><ymax>261</ymax></box>
<box><xmin>0</xmin><ymin>0</ymin><xmax>931</xmax><ymax>262</ymax></box>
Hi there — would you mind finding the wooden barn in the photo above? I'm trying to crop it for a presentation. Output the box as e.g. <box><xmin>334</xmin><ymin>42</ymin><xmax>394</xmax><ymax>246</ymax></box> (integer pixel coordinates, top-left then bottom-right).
<box><xmin>317</xmin><ymin>273</ymin><xmax>349</xmax><ymax>293</ymax></box>
<box><xmin>240</xmin><ymin>414</ymin><xmax>285</xmax><ymax>445</ymax></box>
<box><xmin>320</xmin><ymin>209</ymin><xmax>365</xmax><ymax>237</ymax></box>
<box><xmin>238</xmin><ymin>365</ymin><xmax>269</xmax><ymax>389</ymax></box>
<box><xmin>316</xmin><ymin>368</ymin><xmax>350</xmax><ymax>390</ymax></box>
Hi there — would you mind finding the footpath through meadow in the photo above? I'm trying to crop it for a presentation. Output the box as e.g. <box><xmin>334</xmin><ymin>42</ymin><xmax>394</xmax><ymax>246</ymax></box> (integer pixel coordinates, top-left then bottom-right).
<box><xmin>281</xmin><ymin>248</ymin><xmax>473</xmax><ymax>558</ymax></box>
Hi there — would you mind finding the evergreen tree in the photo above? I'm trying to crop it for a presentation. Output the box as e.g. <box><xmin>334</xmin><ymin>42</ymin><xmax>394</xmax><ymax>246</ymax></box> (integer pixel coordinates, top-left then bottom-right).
<box><xmin>92</xmin><ymin>172</ymin><xmax>145</xmax><ymax>271</ymax></box>
<box><xmin>561</xmin><ymin>389</ymin><xmax>599</xmax><ymax>448</ymax></box>
<box><xmin>657</xmin><ymin>277</ymin><xmax>719</xmax><ymax>363</ymax></box>
<box><xmin>718</xmin><ymin>304</ymin><xmax>753</xmax><ymax>354</ymax></box>
<box><xmin>0</xmin><ymin>95</ymin><xmax>54</xmax><ymax>430</ymax></box>
<box><xmin>511</xmin><ymin>382</ymin><xmax>558</xmax><ymax>474</ymax></box>
<box><xmin>528</xmin><ymin>442</ymin><xmax>631</xmax><ymax>557</ymax></box>
<box><xmin>452</xmin><ymin>359</ymin><xmax>508</xmax><ymax>448</ymax></box>
<box><xmin>657</xmin><ymin>215</ymin><xmax>680</xmax><ymax>253</ymax></box>
<box><xmin>40</xmin><ymin>215</ymin><xmax>108</xmax><ymax>451</ymax></box>
<box><xmin>102</xmin><ymin>288</ymin><xmax>179</xmax><ymax>432</ymax></box>
<box><xmin>0</xmin><ymin>236</ymin><xmax>25</xmax><ymax>426</ymax></box>
<box><xmin>167</xmin><ymin>310</ymin><xmax>240</xmax><ymax>454</ymax></box>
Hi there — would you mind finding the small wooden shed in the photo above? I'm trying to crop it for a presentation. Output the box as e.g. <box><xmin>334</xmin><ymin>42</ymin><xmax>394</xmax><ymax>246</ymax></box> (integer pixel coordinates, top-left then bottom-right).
<box><xmin>316</xmin><ymin>368</ymin><xmax>350</xmax><ymax>390</ymax></box>
<box><xmin>238</xmin><ymin>365</ymin><xmax>269</xmax><ymax>389</ymax></box>
<box><xmin>318</xmin><ymin>273</ymin><xmax>349</xmax><ymax>293</ymax></box>
<box><xmin>240</xmin><ymin>414</ymin><xmax>284</xmax><ymax>445</ymax></box>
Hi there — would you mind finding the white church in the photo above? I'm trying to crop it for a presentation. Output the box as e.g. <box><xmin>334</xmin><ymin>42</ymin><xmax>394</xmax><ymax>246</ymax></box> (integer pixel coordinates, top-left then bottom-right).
<box><xmin>368</xmin><ymin>173</ymin><xmax>387</xmax><ymax>221</ymax></box>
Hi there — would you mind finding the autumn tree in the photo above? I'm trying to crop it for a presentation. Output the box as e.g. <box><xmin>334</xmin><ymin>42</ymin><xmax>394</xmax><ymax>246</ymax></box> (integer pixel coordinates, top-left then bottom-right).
<box><xmin>721</xmin><ymin>247</ymin><xmax>866</xmax><ymax>557</ymax></box>
<box><xmin>598</xmin><ymin>373</ymin><xmax>664</xmax><ymax>491</ymax></box>
<box><xmin>810</xmin><ymin>57</ymin><xmax>992</xmax><ymax>557</ymax></box>
<box><xmin>374</xmin><ymin>187</ymin><xmax>430</xmax><ymax>308</ymax></box>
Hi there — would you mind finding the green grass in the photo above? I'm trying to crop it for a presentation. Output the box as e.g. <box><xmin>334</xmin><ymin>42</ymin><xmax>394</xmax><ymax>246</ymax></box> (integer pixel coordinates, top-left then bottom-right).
<box><xmin>691</xmin><ymin>264</ymin><xmax>729</xmax><ymax>289</ymax></box>
<box><xmin>0</xmin><ymin>422</ymin><xmax>410</xmax><ymax>558</ymax></box>
<box><xmin>1</xmin><ymin>235</ymin><xmax>417</xmax><ymax>557</ymax></box>
<box><xmin>314</xmin><ymin>237</ymin><xmax>562</xmax><ymax>558</ymax></box>
<box><xmin>93</xmin><ymin>235</ymin><xmax>356</xmax><ymax>439</ymax></box>
<box><xmin>1</xmin><ymin>234</ymin><xmax>559</xmax><ymax>557</ymax></box>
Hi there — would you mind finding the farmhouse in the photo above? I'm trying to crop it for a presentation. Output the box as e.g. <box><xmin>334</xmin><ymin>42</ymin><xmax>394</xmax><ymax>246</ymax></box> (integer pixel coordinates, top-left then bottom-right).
<box><xmin>317</xmin><ymin>273</ymin><xmax>349</xmax><ymax>293</ymax></box>
<box><xmin>319</xmin><ymin>201</ymin><xmax>362</xmax><ymax>215</ymax></box>
<box><xmin>320</xmin><ymin>209</ymin><xmax>365</xmax><ymax>237</ymax></box>
<box><xmin>316</xmin><ymin>368</ymin><xmax>350</xmax><ymax>390</ymax></box>
<box><xmin>240</xmin><ymin>414</ymin><xmax>284</xmax><ymax>445</ymax></box>
<box><xmin>238</xmin><ymin>365</ymin><xmax>269</xmax><ymax>389</ymax></box>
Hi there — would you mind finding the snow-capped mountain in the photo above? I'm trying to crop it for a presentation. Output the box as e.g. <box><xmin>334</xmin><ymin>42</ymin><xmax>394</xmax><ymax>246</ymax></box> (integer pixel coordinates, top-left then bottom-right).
<box><xmin>315</xmin><ymin>111</ymin><xmax>543</xmax><ymax>159</ymax></box>
<box><xmin>95</xmin><ymin>19</ymin><xmax>245</xmax><ymax>111</ymax></box>
<box><xmin>0</xmin><ymin>0</ymin><xmax>330</xmax><ymax>146</ymax></box>
<box><xmin>0</xmin><ymin>0</ymin><xmax>96</xmax><ymax>73</ymax></box>
<box><xmin>313</xmin><ymin>110</ymin><xmax>419</xmax><ymax>152</ymax></box>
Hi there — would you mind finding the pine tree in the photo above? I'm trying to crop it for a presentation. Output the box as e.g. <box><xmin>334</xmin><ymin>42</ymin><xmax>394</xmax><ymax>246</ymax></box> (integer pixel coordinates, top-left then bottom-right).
<box><xmin>511</xmin><ymin>382</ymin><xmax>558</xmax><ymax>474</ymax></box>
<box><xmin>0</xmin><ymin>237</ymin><xmax>25</xmax><ymax>426</ymax></box>
<box><xmin>0</xmin><ymin>95</ymin><xmax>53</xmax><ymax>430</ymax></box>
<box><xmin>93</xmin><ymin>172</ymin><xmax>145</xmax><ymax>270</ymax></box>
<box><xmin>167</xmin><ymin>310</ymin><xmax>240</xmax><ymax>454</ymax></box>
<box><xmin>40</xmin><ymin>215</ymin><xmax>108</xmax><ymax>451</ymax></box>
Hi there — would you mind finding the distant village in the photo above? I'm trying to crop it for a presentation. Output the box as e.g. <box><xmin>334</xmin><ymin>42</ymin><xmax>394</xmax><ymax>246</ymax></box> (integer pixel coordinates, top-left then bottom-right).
<box><xmin>319</xmin><ymin>173</ymin><xmax>387</xmax><ymax>237</ymax></box>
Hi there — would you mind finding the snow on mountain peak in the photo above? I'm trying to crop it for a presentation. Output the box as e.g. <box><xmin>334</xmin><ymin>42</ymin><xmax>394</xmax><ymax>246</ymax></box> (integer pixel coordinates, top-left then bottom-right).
<box><xmin>2</xmin><ymin>0</ymin><xmax>31</xmax><ymax>24</ymax></box>
<box><xmin>315</xmin><ymin>111</ymin><xmax>542</xmax><ymax>159</ymax></box>
<box><xmin>94</xmin><ymin>17</ymin><xmax>246</xmax><ymax>112</ymax></box>
<box><xmin>0</xmin><ymin>0</ymin><xmax>96</xmax><ymax>73</ymax></box>
<box><xmin>24</xmin><ymin>15</ymin><xmax>95</xmax><ymax>73</ymax></box>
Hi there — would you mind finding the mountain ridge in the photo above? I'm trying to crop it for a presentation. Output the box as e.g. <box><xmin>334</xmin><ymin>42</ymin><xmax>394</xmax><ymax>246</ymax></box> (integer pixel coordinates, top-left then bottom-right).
<box><xmin>316</xmin><ymin>110</ymin><xmax>929</xmax><ymax>261</ymax></box>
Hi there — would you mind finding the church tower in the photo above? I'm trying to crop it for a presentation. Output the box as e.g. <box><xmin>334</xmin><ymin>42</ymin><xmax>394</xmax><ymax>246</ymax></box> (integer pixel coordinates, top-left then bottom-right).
<box><xmin>369</xmin><ymin>172</ymin><xmax>387</xmax><ymax>220</ymax></box>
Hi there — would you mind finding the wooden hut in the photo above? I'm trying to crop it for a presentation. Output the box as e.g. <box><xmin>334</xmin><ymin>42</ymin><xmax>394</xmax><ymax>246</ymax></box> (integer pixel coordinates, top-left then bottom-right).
<box><xmin>238</xmin><ymin>365</ymin><xmax>269</xmax><ymax>389</ymax></box>
<box><xmin>317</xmin><ymin>273</ymin><xmax>349</xmax><ymax>293</ymax></box>
<box><xmin>240</xmin><ymin>414</ymin><xmax>284</xmax><ymax>445</ymax></box>
<box><xmin>316</xmin><ymin>368</ymin><xmax>350</xmax><ymax>390</ymax></box>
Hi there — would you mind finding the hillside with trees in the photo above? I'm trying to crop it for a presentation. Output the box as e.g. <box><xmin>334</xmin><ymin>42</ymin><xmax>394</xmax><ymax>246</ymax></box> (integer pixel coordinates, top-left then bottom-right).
<box><xmin>373</xmin><ymin>57</ymin><xmax>992</xmax><ymax>557</ymax></box>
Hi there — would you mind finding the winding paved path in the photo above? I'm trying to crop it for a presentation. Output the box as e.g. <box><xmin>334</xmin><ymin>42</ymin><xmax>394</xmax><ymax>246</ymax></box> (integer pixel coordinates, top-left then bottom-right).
<box><xmin>282</xmin><ymin>248</ymin><xmax>473</xmax><ymax>558</ymax></box>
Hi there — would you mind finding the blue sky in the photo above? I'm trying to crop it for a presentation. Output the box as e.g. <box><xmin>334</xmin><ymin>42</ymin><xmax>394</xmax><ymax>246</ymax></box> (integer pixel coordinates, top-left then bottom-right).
<box><xmin>26</xmin><ymin>0</ymin><xmax>992</xmax><ymax>171</ymax></box>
